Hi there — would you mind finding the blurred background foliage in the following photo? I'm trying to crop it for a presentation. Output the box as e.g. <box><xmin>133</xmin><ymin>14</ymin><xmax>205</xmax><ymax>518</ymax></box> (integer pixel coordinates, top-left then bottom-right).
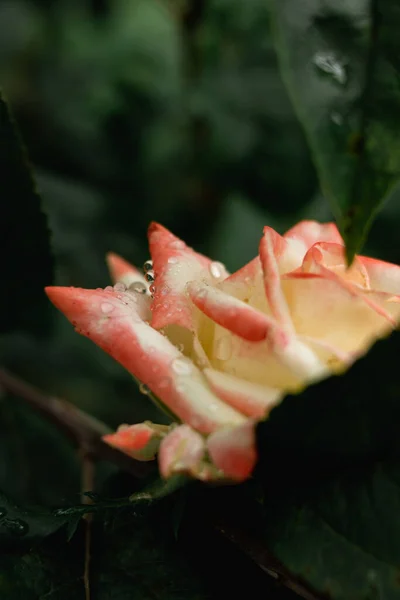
<box><xmin>1</xmin><ymin>0</ymin><xmax>400</xmax><ymax>508</ymax></box>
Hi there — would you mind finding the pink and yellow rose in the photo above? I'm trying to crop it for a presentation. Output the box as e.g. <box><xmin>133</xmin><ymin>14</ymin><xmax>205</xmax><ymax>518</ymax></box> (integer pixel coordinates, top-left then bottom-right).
<box><xmin>46</xmin><ymin>221</ymin><xmax>400</xmax><ymax>481</ymax></box>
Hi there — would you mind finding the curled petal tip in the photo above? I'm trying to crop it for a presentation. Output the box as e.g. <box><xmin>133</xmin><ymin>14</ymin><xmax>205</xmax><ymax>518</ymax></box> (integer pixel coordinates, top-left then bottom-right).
<box><xmin>103</xmin><ymin>422</ymin><xmax>170</xmax><ymax>461</ymax></box>
<box><xmin>159</xmin><ymin>425</ymin><xmax>206</xmax><ymax>479</ymax></box>
<box><xmin>106</xmin><ymin>252</ymin><xmax>145</xmax><ymax>286</ymax></box>
<box><xmin>207</xmin><ymin>420</ymin><xmax>258</xmax><ymax>482</ymax></box>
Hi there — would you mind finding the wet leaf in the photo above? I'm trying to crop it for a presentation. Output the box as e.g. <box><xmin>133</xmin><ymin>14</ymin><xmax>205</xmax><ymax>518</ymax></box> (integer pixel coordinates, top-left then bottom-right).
<box><xmin>257</xmin><ymin>331</ymin><xmax>400</xmax><ymax>599</ymax></box>
<box><xmin>269</xmin><ymin>0</ymin><xmax>400</xmax><ymax>262</ymax></box>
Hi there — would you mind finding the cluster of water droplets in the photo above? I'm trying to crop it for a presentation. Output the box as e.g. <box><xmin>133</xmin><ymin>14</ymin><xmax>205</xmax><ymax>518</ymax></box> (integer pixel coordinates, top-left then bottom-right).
<box><xmin>142</xmin><ymin>259</ymin><xmax>155</xmax><ymax>296</ymax></box>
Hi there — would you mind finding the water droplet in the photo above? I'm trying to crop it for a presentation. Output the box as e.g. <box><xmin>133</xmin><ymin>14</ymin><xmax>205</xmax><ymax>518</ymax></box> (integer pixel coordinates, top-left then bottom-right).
<box><xmin>114</xmin><ymin>282</ymin><xmax>126</xmax><ymax>292</ymax></box>
<box><xmin>54</xmin><ymin>506</ymin><xmax>78</xmax><ymax>517</ymax></box>
<box><xmin>209</xmin><ymin>261</ymin><xmax>225</xmax><ymax>279</ymax></box>
<box><xmin>139</xmin><ymin>382</ymin><xmax>151</xmax><ymax>395</ymax></box>
<box><xmin>159</xmin><ymin>376</ymin><xmax>171</xmax><ymax>389</ymax></box>
<box><xmin>0</xmin><ymin>508</ymin><xmax>7</xmax><ymax>519</ymax></box>
<box><xmin>193</xmin><ymin>287</ymin><xmax>208</xmax><ymax>301</ymax></box>
<box><xmin>143</xmin><ymin>260</ymin><xmax>153</xmax><ymax>272</ymax></box>
<box><xmin>313</xmin><ymin>51</ymin><xmax>347</xmax><ymax>85</ymax></box>
<box><xmin>171</xmin><ymin>357</ymin><xmax>192</xmax><ymax>375</ymax></box>
<box><xmin>168</xmin><ymin>240</ymin><xmax>185</xmax><ymax>250</ymax></box>
<box><xmin>149</xmin><ymin>283</ymin><xmax>156</xmax><ymax>295</ymax></box>
<box><xmin>130</xmin><ymin>281</ymin><xmax>147</xmax><ymax>294</ymax></box>
<box><xmin>104</xmin><ymin>285</ymin><xmax>113</xmax><ymax>292</ymax></box>
<box><xmin>167</xmin><ymin>256</ymin><xmax>179</xmax><ymax>264</ymax></box>
<box><xmin>215</xmin><ymin>336</ymin><xmax>232</xmax><ymax>361</ymax></box>
<box><xmin>101</xmin><ymin>302</ymin><xmax>114</xmax><ymax>315</ymax></box>
<box><xmin>3</xmin><ymin>518</ymin><xmax>29</xmax><ymax>536</ymax></box>
<box><xmin>145</xmin><ymin>271</ymin><xmax>155</xmax><ymax>282</ymax></box>
<box><xmin>331</xmin><ymin>111</ymin><xmax>343</xmax><ymax>126</ymax></box>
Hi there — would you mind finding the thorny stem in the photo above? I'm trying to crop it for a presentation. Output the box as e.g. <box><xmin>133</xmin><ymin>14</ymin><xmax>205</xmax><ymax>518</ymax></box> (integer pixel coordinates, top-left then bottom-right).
<box><xmin>0</xmin><ymin>367</ymin><xmax>324</xmax><ymax>600</ymax></box>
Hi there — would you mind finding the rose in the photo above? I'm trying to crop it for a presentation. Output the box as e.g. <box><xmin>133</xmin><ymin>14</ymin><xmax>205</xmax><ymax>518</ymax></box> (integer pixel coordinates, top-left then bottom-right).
<box><xmin>46</xmin><ymin>220</ymin><xmax>400</xmax><ymax>482</ymax></box>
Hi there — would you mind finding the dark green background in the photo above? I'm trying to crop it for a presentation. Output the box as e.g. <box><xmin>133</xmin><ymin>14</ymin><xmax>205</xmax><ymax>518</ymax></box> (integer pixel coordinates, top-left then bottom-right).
<box><xmin>1</xmin><ymin>2</ymin><xmax>400</xmax><ymax>599</ymax></box>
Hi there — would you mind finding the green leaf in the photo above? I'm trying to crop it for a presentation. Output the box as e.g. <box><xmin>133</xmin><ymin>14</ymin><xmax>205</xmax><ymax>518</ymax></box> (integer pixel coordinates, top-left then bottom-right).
<box><xmin>269</xmin><ymin>0</ymin><xmax>400</xmax><ymax>262</ymax></box>
<box><xmin>257</xmin><ymin>331</ymin><xmax>400</xmax><ymax>599</ymax></box>
<box><xmin>0</xmin><ymin>502</ymin><xmax>211</xmax><ymax>600</ymax></box>
<box><xmin>0</xmin><ymin>92</ymin><xmax>54</xmax><ymax>334</ymax></box>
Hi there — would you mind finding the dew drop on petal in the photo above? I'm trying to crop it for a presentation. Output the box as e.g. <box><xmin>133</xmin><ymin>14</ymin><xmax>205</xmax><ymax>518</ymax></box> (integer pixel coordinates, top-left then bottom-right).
<box><xmin>139</xmin><ymin>382</ymin><xmax>151</xmax><ymax>395</ymax></box>
<box><xmin>145</xmin><ymin>271</ymin><xmax>155</xmax><ymax>282</ymax></box>
<box><xmin>143</xmin><ymin>260</ymin><xmax>153</xmax><ymax>272</ymax></box>
<box><xmin>215</xmin><ymin>336</ymin><xmax>232</xmax><ymax>361</ymax></box>
<box><xmin>167</xmin><ymin>256</ymin><xmax>179</xmax><ymax>264</ymax></box>
<box><xmin>171</xmin><ymin>357</ymin><xmax>193</xmax><ymax>375</ymax></box>
<box><xmin>149</xmin><ymin>283</ymin><xmax>156</xmax><ymax>295</ymax></box>
<box><xmin>130</xmin><ymin>281</ymin><xmax>147</xmax><ymax>294</ymax></box>
<box><xmin>114</xmin><ymin>282</ymin><xmax>126</xmax><ymax>292</ymax></box>
<box><xmin>159</xmin><ymin>376</ymin><xmax>171</xmax><ymax>389</ymax></box>
<box><xmin>168</xmin><ymin>240</ymin><xmax>185</xmax><ymax>250</ymax></box>
<box><xmin>209</xmin><ymin>261</ymin><xmax>225</xmax><ymax>279</ymax></box>
<box><xmin>101</xmin><ymin>302</ymin><xmax>114</xmax><ymax>315</ymax></box>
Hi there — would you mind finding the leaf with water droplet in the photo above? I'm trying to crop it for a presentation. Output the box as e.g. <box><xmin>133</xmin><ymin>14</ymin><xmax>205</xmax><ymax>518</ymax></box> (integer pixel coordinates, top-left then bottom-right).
<box><xmin>0</xmin><ymin>491</ymin><xmax>77</xmax><ymax>544</ymax></box>
<box><xmin>269</xmin><ymin>0</ymin><xmax>400</xmax><ymax>262</ymax></box>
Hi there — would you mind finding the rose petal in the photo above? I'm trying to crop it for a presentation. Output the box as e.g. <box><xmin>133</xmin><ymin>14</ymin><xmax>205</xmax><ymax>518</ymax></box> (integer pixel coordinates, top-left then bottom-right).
<box><xmin>203</xmin><ymin>368</ymin><xmax>282</xmax><ymax>418</ymax></box>
<box><xmin>210</xmin><ymin>322</ymin><xmax>327</xmax><ymax>391</ymax></box>
<box><xmin>187</xmin><ymin>280</ymin><xmax>283</xmax><ymax>343</ymax></box>
<box><xmin>282</xmin><ymin>273</ymin><xmax>399</xmax><ymax>354</ymax></box>
<box><xmin>259</xmin><ymin>227</ymin><xmax>294</xmax><ymax>328</ymax></box>
<box><xmin>148</xmin><ymin>222</ymin><xmax>212</xmax><ymax>330</ymax></box>
<box><xmin>358</xmin><ymin>255</ymin><xmax>400</xmax><ymax>295</ymax></box>
<box><xmin>158</xmin><ymin>424</ymin><xmax>206</xmax><ymax>478</ymax></box>
<box><xmin>103</xmin><ymin>422</ymin><xmax>170</xmax><ymax>461</ymax></box>
<box><xmin>284</xmin><ymin>220</ymin><xmax>343</xmax><ymax>248</ymax></box>
<box><xmin>299</xmin><ymin>247</ymin><xmax>399</xmax><ymax>325</ymax></box>
<box><xmin>301</xmin><ymin>242</ymin><xmax>370</xmax><ymax>288</ymax></box>
<box><xmin>45</xmin><ymin>286</ymin><xmax>245</xmax><ymax>434</ymax></box>
<box><xmin>106</xmin><ymin>252</ymin><xmax>148</xmax><ymax>288</ymax></box>
<box><xmin>207</xmin><ymin>420</ymin><xmax>257</xmax><ymax>482</ymax></box>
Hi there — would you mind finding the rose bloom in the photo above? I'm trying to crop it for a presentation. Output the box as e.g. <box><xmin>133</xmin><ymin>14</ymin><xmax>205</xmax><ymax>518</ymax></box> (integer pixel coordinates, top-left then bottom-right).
<box><xmin>46</xmin><ymin>221</ymin><xmax>400</xmax><ymax>482</ymax></box>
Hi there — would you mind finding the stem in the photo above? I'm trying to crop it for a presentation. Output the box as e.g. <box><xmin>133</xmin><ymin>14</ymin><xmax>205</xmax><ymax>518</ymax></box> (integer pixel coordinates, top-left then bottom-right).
<box><xmin>0</xmin><ymin>368</ymin><xmax>152</xmax><ymax>478</ymax></box>
<box><xmin>80</xmin><ymin>446</ymin><xmax>94</xmax><ymax>600</ymax></box>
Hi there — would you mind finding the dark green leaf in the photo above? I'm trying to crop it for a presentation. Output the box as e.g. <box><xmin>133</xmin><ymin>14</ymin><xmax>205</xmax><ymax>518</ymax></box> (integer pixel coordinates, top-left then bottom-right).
<box><xmin>0</xmin><ymin>92</ymin><xmax>54</xmax><ymax>334</ymax></box>
<box><xmin>269</xmin><ymin>0</ymin><xmax>400</xmax><ymax>261</ymax></box>
<box><xmin>257</xmin><ymin>331</ymin><xmax>400</xmax><ymax>599</ymax></box>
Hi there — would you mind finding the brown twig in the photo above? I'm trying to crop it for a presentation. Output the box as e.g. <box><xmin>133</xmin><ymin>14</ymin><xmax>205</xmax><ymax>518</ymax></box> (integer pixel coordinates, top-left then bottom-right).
<box><xmin>80</xmin><ymin>445</ymin><xmax>95</xmax><ymax>600</ymax></box>
<box><xmin>215</xmin><ymin>520</ymin><xmax>327</xmax><ymax>600</ymax></box>
<box><xmin>0</xmin><ymin>367</ymin><xmax>152</xmax><ymax>478</ymax></box>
